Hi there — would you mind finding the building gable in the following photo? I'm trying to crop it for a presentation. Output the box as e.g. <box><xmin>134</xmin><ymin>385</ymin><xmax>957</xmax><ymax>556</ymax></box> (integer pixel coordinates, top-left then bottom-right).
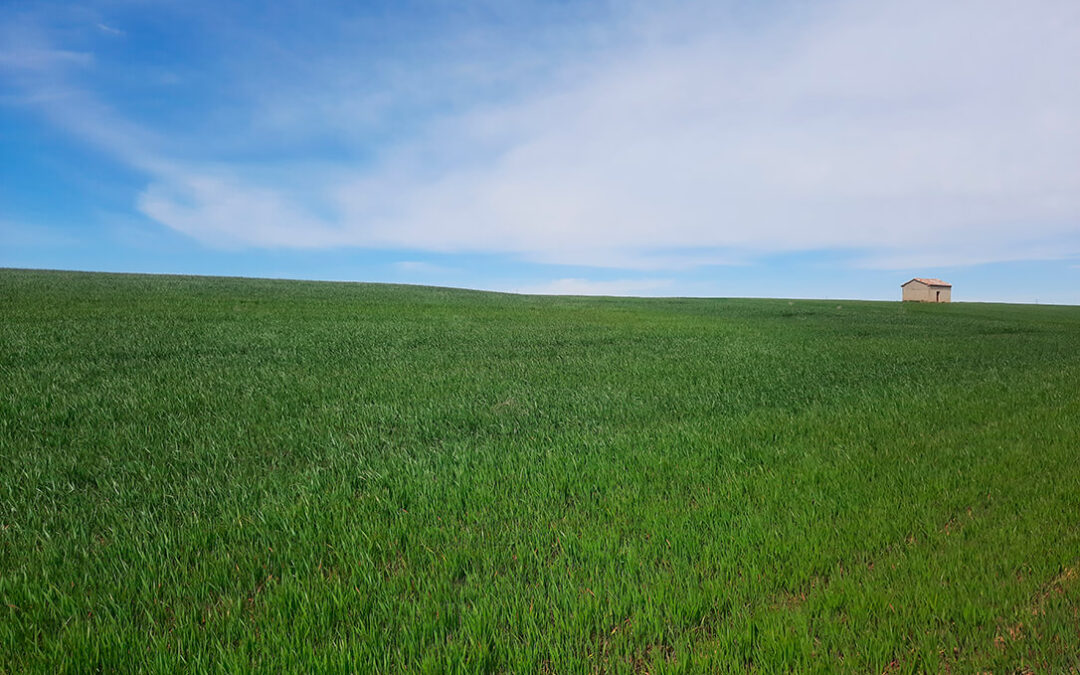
<box><xmin>902</xmin><ymin>277</ymin><xmax>951</xmax><ymax>288</ymax></box>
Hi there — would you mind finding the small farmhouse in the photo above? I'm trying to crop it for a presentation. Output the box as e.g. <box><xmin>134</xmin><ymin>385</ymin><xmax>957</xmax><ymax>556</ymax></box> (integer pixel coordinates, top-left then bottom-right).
<box><xmin>901</xmin><ymin>278</ymin><xmax>952</xmax><ymax>303</ymax></box>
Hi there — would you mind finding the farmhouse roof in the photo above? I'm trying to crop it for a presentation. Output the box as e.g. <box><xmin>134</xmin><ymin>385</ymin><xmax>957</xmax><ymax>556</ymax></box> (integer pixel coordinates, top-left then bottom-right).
<box><xmin>902</xmin><ymin>277</ymin><xmax>952</xmax><ymax>287</ymax></box>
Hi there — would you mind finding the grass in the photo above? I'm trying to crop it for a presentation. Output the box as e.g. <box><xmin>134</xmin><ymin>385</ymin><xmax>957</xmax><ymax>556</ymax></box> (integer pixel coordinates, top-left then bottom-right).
<box><xmin>1</xmin><ymin>268</ymin><xmax>1079</xmax><ymax>673</ymax></box>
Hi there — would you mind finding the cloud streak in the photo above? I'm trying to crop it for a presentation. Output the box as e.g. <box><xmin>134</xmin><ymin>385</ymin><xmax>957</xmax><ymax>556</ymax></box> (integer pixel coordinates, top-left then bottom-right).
<box><xmin>514</xmin><ymin>277</ymin><xmax>674</xmax><ymax>297</ymax></box>
<box><xmin>95</xmin><ymin>23</ymin><xmax>123</xmax><ymax>36</ymax></box>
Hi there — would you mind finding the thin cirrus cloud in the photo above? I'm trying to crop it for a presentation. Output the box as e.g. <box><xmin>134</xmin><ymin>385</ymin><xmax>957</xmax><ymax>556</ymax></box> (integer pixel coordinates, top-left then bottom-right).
<box><xmin>392</xmin><ymin>261</ymin><xmax>455</xmax><ymax>275</ymax></box>
<box><xmin>5</xmin><ymin>0</ymin><xmax>1080</xmax><ymax>273</ymax></box>
<box><xmin>514</xmin><ymin>278</ymin><xmax>675</xmax><ymax>297</ymax></box>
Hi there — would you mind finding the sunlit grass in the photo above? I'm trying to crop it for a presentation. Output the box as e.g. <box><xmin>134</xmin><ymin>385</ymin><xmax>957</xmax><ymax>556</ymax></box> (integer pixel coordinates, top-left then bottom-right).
<box><xmin>1</xmin><ymin>269</ymin><xmax>1078</xmax><ymax>673</ymax></box>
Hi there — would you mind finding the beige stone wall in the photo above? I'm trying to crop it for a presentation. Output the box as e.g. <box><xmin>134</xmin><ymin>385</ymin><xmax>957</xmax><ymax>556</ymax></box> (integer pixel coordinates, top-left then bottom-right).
<box><xmin>902</xmin><ymin>282</ymin><xmax>951</xmax><ymax>302</ymax></box>
<box><xmin>902</xmin><ymin>281</ymin><xmax>930</xmax><ymax>301</ymax></box>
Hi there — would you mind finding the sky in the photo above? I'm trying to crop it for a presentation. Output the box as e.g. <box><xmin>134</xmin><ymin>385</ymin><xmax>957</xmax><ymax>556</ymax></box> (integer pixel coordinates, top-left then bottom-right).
<box><xmin>2</xmin><ymin>0</ymin><xmax>1079</xmax><ymax>302</ymax></box>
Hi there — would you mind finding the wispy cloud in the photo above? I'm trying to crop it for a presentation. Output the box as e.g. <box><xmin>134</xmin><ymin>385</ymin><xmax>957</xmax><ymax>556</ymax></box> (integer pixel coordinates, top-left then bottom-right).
<box><xmin>0</xmin><ymin>26</ymin><xmax>92</xmax><ymax>74</ymax></box>
<box><xmin>4</xmin><ymin>0</ymin><xmax>1080</xmax><ymax>272</ymax></box>
<box><xmin>855</xmin><ymin>239</ymin><xmax>1080</xmax><ymax>270</ymax></box>
<box><xmin>514</xmin><ymin>277</ymin><xmax>674</xmax><ymax>297</ymax></box>
<box><xmin>392</xmin><ymin>261</ymin><xmax>454</xmax><ymax>274</ymax></box>
<box><xmin>0</xmin><ymin>46</ymin><xmax>91</xmax><ymax>72</ymax></box>
<box><xmin>0</xmin><ymin>220</ymin><xmax>81</xmax><ymax>248</ymax></box>
<box><xmin>95</xmin><ymin>23</ymin><xmax>124</xmax><ymax>37</ymax></box>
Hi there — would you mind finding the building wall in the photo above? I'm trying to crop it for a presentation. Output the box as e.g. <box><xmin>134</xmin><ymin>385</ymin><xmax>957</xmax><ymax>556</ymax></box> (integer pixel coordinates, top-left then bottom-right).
<box><xmin>902</xmin><ymin>282</ymin><xmax>951</xmax><ymax>302</ymax></box>
<box><xmin>902</xmin><ymin>282</ymin><xmax>930</xmax><ymax>302</ymax></box>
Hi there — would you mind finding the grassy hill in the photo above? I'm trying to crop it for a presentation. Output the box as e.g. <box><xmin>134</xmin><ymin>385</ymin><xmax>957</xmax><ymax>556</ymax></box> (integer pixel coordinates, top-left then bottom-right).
<box><xmin>1</xmin><ymin>268</ymin><xmax>1078</xmax><ymax>673</ymax></box>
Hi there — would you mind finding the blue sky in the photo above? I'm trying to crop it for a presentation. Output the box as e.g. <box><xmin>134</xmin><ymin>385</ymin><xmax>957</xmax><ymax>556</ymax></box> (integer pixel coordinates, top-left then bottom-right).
<box><xmin>2</xmin><ymin>0</ymin><xmax>1079</xmax><ymax>302</ymax></box>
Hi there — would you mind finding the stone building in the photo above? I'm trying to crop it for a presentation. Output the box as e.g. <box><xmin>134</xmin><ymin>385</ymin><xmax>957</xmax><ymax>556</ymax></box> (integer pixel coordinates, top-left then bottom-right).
<box><xmin>901</xmin><ymin>278</ymin><xmax>952</xmax><ymax>303</ymax></box>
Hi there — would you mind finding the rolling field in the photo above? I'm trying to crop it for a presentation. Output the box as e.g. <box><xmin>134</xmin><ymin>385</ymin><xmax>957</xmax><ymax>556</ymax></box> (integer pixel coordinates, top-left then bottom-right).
<box><xmin>2</xmin><ymin>268</ymin><xmax>1079</xmax><ymax>673</ymax></box>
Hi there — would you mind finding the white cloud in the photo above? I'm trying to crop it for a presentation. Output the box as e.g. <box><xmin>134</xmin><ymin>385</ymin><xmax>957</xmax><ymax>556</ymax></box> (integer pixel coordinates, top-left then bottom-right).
<box><xmin>514</xmin><ymin>277</ymin><xmax>674</xmax><ymax>297</ymax></box>
<box><xmin>0</xmin><ymin>47</ymin><xmax>91</xmax><ymax>72</ymax></box>
<box><xmin>6</xmin><ymin>0</ymin><xmax>1080</xmax><ymax>270</ymax></box>
<box><xmin>145</xmin><ymin>0</ymin><xmax>1080</xmax><ymax>267</ymax></box>
<box><xmin>392</xmin><ymin>260</ymin><xmax>453</xmax><ymax>274</ymax></box>
<box><xmin>95</xmin><ymin>23</ymin><xmax>124</xmax><ymax>37</ymax></box>
<box><xmin>0</xmin><ymin>38</ymin><xmax>92</xmax><ymax>74</ymax></box>
<box><xmin>855</xmin><ymin>240</ymin><xmax>1080</xmax><ymax>270</ymax></box>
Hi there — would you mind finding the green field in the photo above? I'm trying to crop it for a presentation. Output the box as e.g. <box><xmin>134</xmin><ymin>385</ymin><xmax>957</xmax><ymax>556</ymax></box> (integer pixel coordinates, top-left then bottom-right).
<box><xmin>1</xmin><ymin>269</ymin><xmax>1079</xmax><ymax>673</ymax></box>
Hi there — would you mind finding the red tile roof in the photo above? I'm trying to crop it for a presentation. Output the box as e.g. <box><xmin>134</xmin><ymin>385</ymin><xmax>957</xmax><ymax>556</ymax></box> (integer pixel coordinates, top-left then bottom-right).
<box><xmin>902</xmin><ymin>277</ymin><xmax>952</xmax><ymax>287</ymax></box>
